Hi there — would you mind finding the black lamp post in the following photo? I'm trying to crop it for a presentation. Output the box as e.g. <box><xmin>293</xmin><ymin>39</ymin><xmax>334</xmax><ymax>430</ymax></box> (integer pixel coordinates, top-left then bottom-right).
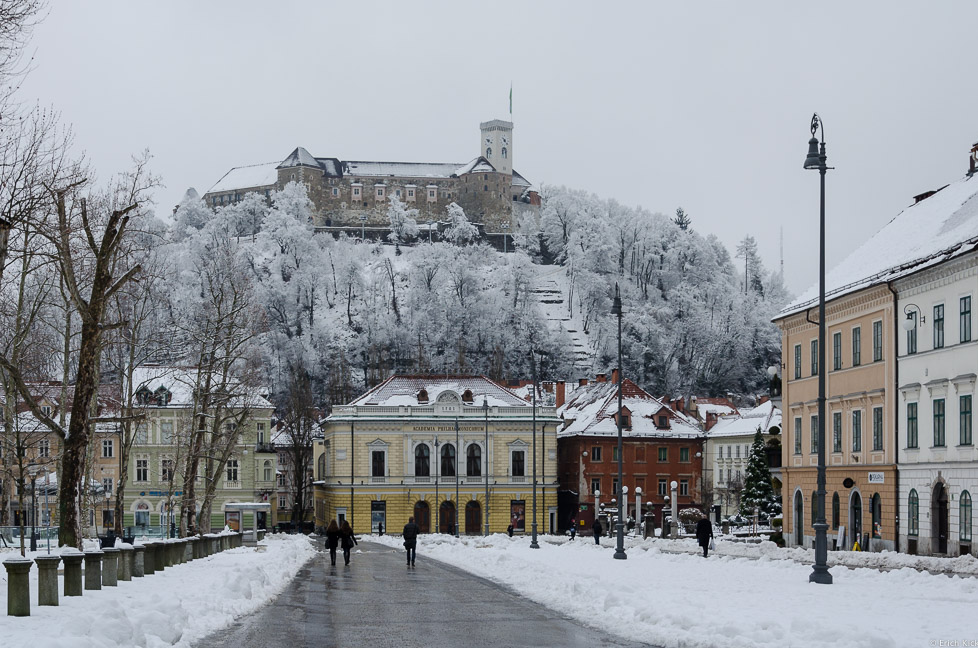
<box><xmin>434</xmin><ymin>435</ymin><xmax>440</xmax><ymax>533</ymax></box>
<box><xmin>529</xmin><ymin>351</ymin><xmax>540</xmax><ymax>549</ymax></box>
<box><xmin>611</xmin><ymin>283</ymin><xmax>627</xmax><ymax>560</ymax></box>
<box><xmin>28</xmin><ymin>464</ymin><xmax>39</xmax><ymax>552</ymax></box>
<box><xmin>483</xmin><ymin>397</ymin><xmax>490</xmax><ymax>536</ymax></box>
<box><xmin>804</xmin><ymin>113</ymin><xmax>832</xmax><ymax>585</ymax></box>
<box><xmin>455</xmin><ymin>416</ymin><xmax>460</xmax><ymax>538</ymax></box>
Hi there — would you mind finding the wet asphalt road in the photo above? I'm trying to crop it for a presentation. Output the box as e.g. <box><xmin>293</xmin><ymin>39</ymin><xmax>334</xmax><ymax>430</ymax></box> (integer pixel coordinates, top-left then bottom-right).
<box><xmin>201</xmin><ymin>540</ymin><xmax>653</xmax><ymax>648</ymax></box>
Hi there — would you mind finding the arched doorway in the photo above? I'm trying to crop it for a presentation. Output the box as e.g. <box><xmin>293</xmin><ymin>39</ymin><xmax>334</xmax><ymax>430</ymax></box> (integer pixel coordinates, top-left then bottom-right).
<box><xmin>849</xmin><ymin>491</ymin><xmax>862</xmax><ymax>548</ymax></box>
<box><xmin>871</xmin><ymin>493</ymin><xmax>882</xmax><ymax>539</ymax></box>
<box><xmin>793</xmin><ymin>491</ymin><xmax>804</xmax><ymax>546</ymax></box>
<box><xmin>932</xmin><ymin>482</ymin><xmax>949</xmax><ymax>554</ymax></box>
<box><xmin>465</xmin><ymin>500</ymin><xmax>481</xmax><ymax>534</ymax></box>
<box><xmin>439</xmin><ymin>500</ymin><xmax>456</xmax><ymax>534</ymax></box>
<box><xmin>414</xmin><ymin>501</ymin><xmax>430</xmax><ymax>534</ymax></box>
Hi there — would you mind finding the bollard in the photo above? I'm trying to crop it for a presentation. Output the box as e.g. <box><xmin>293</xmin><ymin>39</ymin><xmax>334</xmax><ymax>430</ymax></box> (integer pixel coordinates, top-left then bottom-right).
<box><xmin>162</xmin><ymin>540</ymin><xmax>174</xmax><ymax>568</ymax></box>
<box><xmin>184</xmin><ymin>539</ymin><xmax>193</xmax><ymax>563</ymax></box>
<box><xmin>154</xmin><ymin>541</ymin><xmax>166</xmax><ymax>572</ymax></box>
<box><xmin>141</xmin><ymin>542</ymin><xmax>155</xmax><ymax>575</ymax></box>
<box><xmin>101</xmin><ymin>547</ymin><xmax>119</xmax><ymax>586</ymax></box>
<box><xmin>133</xmin><ymin>544</ymin><xmax>146</xmax><ymax>577</ymax></box>
<box><xmin>35</xmin><ymin>555</ymin><xmax>61</xmax><ymax>606</ymax></box>
<box><xmin>119</xmin><ymin>546</ymin><xmax>133</xmax><ymax>581</ymax></box>
<box><xmin>4</xmin><ymin>556</ymin><xmax>33</xmax><ymax>616</ymax></box>
<box><xmin>84</xmin><ymin>550</ymin><xmax>103</xmax><ymax>591</ymax></box>
<box><xmin>61</xmin><ymin>548</ymin><xmax>84</xmax><ymax>597</ymax></box>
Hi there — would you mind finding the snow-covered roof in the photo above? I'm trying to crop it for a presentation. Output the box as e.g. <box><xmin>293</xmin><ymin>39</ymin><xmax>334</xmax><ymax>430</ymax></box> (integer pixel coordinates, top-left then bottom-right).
<box><xmin>206</xmin><ymin>162</ymin><xmax>279</xmax><ymax>194</ymax></box>
<box><xmin>779</xmin><ymin>173</ymin><xmax>978</xmax><ymax>318</ymax></box>
<box><xmin>707</xmin><ymin>400</ymin><xmax>782</xmax><ymax>439</ymax></box>
<box><xmin>511</xmin><ymin>169</ymin><xmax>532</xmax><ymax>188</ymax></box>
<box><xmin>558</xmin><ymin>379</ymin><xmax>702</xmax><ymax>438</ymax></box>
<box><xmin>129</xmin><ymin>366</ymin><xmax>273</xmax><ymax>410</ymax></box>
<box><xmin>277</xmin><ymin>146</ymin><xmax>319</xmax><ymax>169</ymax></box>
<box><xmin>342</xmin><ymin>160</ymin><xmax>465</xmax><ymax>179</ymax></box>
<box><xmin>348</xmin><ymin>375</ymin><xmax>529</xmax><ymax>408</ymax></box>
<box><xmin>696</xmin><ymin>401</ymin><xmax>737</xmax><ymax>419</ymax></box>
<box><xmin>454</xmin><ymin>156</ymin><xmax>496</xmax><ymax>176</ymax></box>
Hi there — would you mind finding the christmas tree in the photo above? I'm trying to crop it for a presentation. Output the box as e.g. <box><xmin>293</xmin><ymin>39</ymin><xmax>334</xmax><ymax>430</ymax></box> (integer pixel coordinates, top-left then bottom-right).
<box><xmin>739</xmin><ymin>429</ymin><xmax>780</xmax><ymax>520</ymax></box>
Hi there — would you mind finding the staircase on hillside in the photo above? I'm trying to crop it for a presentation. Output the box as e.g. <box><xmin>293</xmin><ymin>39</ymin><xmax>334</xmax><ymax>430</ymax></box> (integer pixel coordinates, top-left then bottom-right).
<box><xmin>529</xmin><ymin>267</ymin><xmax>595</xmax><ymax>373</ymax></box>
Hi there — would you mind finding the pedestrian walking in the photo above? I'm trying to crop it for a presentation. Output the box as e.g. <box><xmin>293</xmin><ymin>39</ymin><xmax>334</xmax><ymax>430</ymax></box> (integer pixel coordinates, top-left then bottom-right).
<box><xmin>340</xmin><ymin>520</ymin><xmax>358</xmax><ymax>565</ymax></box>
<box><xmin>403</xmin><ymin>516</ymin><xmax>420</xmax><ymax>566</ymax></box>
<box><xmin>325</xmin><ymin>520</ymin><xmax>340</xmax><ymax>566</ymax></box>
<box><xmin>569</xmin><ymin>517</ymin><xmax>576</xmax><ymax>540</ymax></box>
<box><xmin>592</xmin><ymin>518</ymin><xmax>603</xmax><ymax>545</ymax></box>
<box><xmin>696</xmin><ymin>517</ymin><xmax>714</xmax><ymax>557</ymax></box>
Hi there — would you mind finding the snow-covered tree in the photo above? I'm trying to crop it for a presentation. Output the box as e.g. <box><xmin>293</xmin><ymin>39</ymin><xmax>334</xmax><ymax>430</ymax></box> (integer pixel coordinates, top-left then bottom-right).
<box><xmin>739</xmin><ymin>429</ymin><xmax>780</xmax><ymax>520</ymax></box>
<box><xmin>386</xmin><ymin>195</ymin><xmax>419</xmax><ymax>248</ymax></box>
<box><xmin>443</xmin><ymin>202</ymin><xmax>479</xmax><ymax>245</ymax></box>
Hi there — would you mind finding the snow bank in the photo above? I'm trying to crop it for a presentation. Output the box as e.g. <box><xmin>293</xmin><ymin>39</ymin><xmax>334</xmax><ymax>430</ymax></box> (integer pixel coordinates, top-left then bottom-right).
<box><xmin>0</xmin><ymin>534</ymin><xmax>317</xmax><ymax>647</ymax></box>
<box><xmin>371</xmin><ymin>533</ymin><xmax>978</xmax><ymax>648</ymax></box>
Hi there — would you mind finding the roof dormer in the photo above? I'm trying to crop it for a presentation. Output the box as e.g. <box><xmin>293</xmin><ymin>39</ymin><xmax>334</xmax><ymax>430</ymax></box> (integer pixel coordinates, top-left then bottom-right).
<box><xmin>417</xmin><ymin>389</ymin><xmax>429</xmax><ymax>404</ymax></box>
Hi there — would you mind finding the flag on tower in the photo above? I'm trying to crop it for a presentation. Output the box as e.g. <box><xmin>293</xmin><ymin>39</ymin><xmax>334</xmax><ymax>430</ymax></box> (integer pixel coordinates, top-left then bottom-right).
<box><xmin>509</xmin><ymin>83</ymin><xmax>512</xmax><ymax>115</ymax></box>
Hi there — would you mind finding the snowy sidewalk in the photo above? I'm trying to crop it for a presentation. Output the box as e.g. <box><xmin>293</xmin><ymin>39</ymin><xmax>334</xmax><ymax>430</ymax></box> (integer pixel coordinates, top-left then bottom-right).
<box><xmin>371</xmin><ymin>533</ymin><xmax>978</xmax><ymax>648</ymax></box>
<box><xmin>0</xmin><ymin>533</ymin><xmax>317</xmax><ymax>648</ymax></box>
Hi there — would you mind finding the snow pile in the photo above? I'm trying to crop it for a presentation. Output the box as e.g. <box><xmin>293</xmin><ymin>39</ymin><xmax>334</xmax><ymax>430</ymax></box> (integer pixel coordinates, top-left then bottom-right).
<box><xmin>371</xmin><ymin>533</ymin><xmax>978</xmax><ymax>648</ymax></box>
<box><xmin>0</xmin><ymin>533</ymin><xmax>316</xmax><ymax>647</ymax></box>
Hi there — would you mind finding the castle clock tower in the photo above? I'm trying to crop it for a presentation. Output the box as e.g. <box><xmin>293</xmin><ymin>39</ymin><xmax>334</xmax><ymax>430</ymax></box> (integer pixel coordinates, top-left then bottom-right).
<box><xmin>479</xmin><ymin>119</ymin><xmax>513</xmax><ymax>175</ymax></box>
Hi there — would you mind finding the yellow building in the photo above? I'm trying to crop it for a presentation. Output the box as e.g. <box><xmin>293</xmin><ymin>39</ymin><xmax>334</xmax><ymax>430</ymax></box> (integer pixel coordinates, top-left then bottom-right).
<box><xmin>313</xmin><ymin>375</ymin><xmax>560</xmax><ymax>536</ymax></box>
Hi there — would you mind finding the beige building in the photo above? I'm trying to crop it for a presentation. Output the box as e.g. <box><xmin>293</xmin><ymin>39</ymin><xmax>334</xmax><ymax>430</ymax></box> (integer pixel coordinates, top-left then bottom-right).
<box><xmin>313</xmin><ymin>375</ymin><xmax>559</xmax><ymax>536</ymax></box>
<box><xmin>776</xmin><ymin>284</ymin><xmax>898</xmax><ymax>551</ymax></box>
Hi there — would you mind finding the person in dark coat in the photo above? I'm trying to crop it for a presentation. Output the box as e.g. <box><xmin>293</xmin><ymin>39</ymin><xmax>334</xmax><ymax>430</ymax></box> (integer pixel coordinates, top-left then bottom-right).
<box><xmin>402</xmin><ymin>516</ymin><xmax>420</xmax><ymax>566</ymax></box>
<box><xmin>339</xmin><ymin>520</ymin><xmax>358</xmax><ymax>565</ymax></box>
<box><xmin>325</xmin><ymin>520</ymin><xmax>340</xmax><ymax>565</ymax></box>
<box><xmin>569</xmin><ymin>517</ymin><xmax>577</xmax><ymax>540</ymax></box>
<box><xmin>507</xmin><ymin>524</ymin><xmax>514</xmax><ymax>537</ymax></box>
<box><xmin>696</xmin><ymin>517</ymin><xmax>714</xmax><ymax>557</ymax></box>
<box><xmin>592</xmin><ymin>518</ymin><xmax>603</xmax><ymax>545</ymax></box>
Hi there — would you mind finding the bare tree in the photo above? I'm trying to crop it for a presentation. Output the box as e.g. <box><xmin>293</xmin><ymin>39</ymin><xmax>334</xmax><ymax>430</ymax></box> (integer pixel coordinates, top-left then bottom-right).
<box><xmin>279</xmin><ymin>364</ymin><xmax>316</xmax><ymax>527</ymax></box>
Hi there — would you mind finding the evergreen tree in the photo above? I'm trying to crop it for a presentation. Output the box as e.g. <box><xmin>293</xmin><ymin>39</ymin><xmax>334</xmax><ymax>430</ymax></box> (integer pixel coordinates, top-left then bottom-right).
<box><xmin>739</xmin><ymin>429</ymin><xmax>780</xmax><ymax>520</ymax></box>
<box><xmin>674</xmin><ymin>206</ymin><xmax>691</xmax><ymax>231</ymax></box>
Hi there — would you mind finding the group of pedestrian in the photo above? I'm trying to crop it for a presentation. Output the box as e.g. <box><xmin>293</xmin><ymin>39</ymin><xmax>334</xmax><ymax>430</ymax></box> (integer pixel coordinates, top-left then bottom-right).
<box><xmin>324</xmin><ymin>520</ymin><xmax>358</xmax><ymax>566</ymax></box>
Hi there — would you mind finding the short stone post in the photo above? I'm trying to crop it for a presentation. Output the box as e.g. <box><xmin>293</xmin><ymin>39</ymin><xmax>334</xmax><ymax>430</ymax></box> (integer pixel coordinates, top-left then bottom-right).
<box><xmin>142</xmin><ymin>542</ymin><xmax>156</xmax><ymax>575</ymax></box>
<box><xmin>162</xmin><ymin>540</ymin><xmax>173</xmax><ymax>568</ymax></box>
<box><xmin>184</xmin><ymin>539</ymin><xmax>193</xmax><ymax>563</ymax></box>
<box><xmin>4</xmin><ymin>556</ymin><xmax>32</xmax><ymax>616</ymax></box>
<box><xmin>133</xmin><ymin>544</ymin><xmax>146</xmax><ymax>577</ymax></box>
<box><xmin>61</xmin><ymin>548</ymin><xmax>84</xmax><ymax>597</ymax></box>
<box><xmin>154</xmin><ymin>541</ymin><xmax>166</xmax><ymax>571</ymax></box>
<box><xmin>102</xmin><ymin>547</ymin><xmax>119</xmax><ymax>586</ymax></box>
<box><xmin>83</xmin><ymin>550</ymin><xmax>103</xmax><ymax>591</ymax></box>
<box><xmin>119</xmin><ymin>545</ymin><xmax>133</xmax><ymax>581</ymax></box>
<box><xmin>35</xmin><ymin>555</ymin><xmax>61</xmax><ymax>606</ymax></box>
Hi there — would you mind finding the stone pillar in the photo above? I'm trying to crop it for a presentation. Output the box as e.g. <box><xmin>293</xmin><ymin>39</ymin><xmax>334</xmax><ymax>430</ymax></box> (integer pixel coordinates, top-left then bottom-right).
<box><xmin>119</xmin><ymin>546</ymin><xmax>133</xmax><ymax>581</ymax></box>
<box><xmin>184</xmin><ymin>539</ymin><xmax>193</xmax><ymax>563</ymax></box>
<box><xmin>133</xmin><ymin>545</ymin><xmax>146</xmax><ymax>577</ymax></box>
<box><xmin>4</xmin><ymin>556</ymin><xmax>32</xmax><ymax>616</ymax></box>
<box><xmin>142</xmin><ymin>542</ymin><xmax>156</xmax><ymax>575</ymax></box>
<box><xmin>670</xmin><ymin>481</ymin><xmax>679</xmax><ymax>539</ymax></box>
<box><xmin>163</xmin><ymin>540</ymin><xmax>174</xmax><ymax>568</ymax></box>
<box><xmin>61</xmin><ymin>548</ymin><xmax>84</xmax><ymax>597</ymax></box>
<box><xmin>154</xmin><ymin>541</ymin><xmax>166</xmax><ymax>571</ymax></box>
<box><xmin>35</xmin><ymin>555</ymin><xmax>61</xmax><ymax>606</ymax></box>
<box><xmin>83</xmin><ymin>550</ymin><xmax>103</xmax><ymax>591</ymax></box>
<box><xmin>101</xmin><ymin>548</ymin><xmax>119</xmax><ymax>586</ymax></box>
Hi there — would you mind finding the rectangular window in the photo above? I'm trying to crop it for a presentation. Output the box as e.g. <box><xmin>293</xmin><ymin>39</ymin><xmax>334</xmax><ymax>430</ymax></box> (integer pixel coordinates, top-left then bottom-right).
<box><xmin>135</xmin><ymin>423</ymin><xmax>148</xmax><ymax>444</ymax></box>
<box><xmin>794</xmin><ymin>344</ymin><xmax>802</xmax><ymax>379</ymax></box>
<box><xmin>873</xmin><ymin>321</ymin><xmax>883</xmax><ymax>361</ymax></box>
<box><xmin>160</xmin><ymin>421</ymin><xmax>173</xmax><ymax>444</ymax></box>
<box><xmin>591</xmin><ymin>478</ymin><xmax>600</xmax><ymax>495</ymax></box>
<box><xmin>226</xmin><ymin>458</ymin><xmax>239</xmax><ymax>482</ymax></box>
<box><xmin>658</xmin><ymin>478</ymin><xmax>667</xmax><ymax>496</ymax></box>
<box><xmin>38</xmin><ymin>439</ymin><xmax>50</xmax><ymax>458</ymax></box>
<box><xmin>102</xmin><ymin>477</ymin><xmax>113</xmax><ymax>496</ymax></box>
<box><xmin>852</xmin><ymin>410</ymin><xmax>862</xmax><ymax>452</ymax></box>
<box><xmin>833</xmin><ymin>332</ymin><xmax>842</xmax><ymax>370</ymax></box>
<box><xmin>680</xmin><ymin>447</ymin><xmax>690</xmax><ymax>462</ymax></box>
<box><xmin>794</xmin><ymin>417</ymin><xmax>802</xmax><ymax>454</ymax></box>
<box><xmin>933</xmin><ymin>399</ymin><xmax>945</xmax><ymax>447</ymax></box>
<box><xmin>726</xmin><ymin>445</ymin><xmax>731</xmax><ymax>458</ymax></box>
<box><xmin>934</xmin><ymin>304</ymin><xmax>945</xmax><ymax>349</ymax></box>
<box><xmin>735</xmin><ymin>445</ymin><xmax>740</xmax><ymax>458</ymax></box>
<box><xmin>161</xmin><ymin>458</ymin><xmax>174</xmax><ymax>483</ymax></box>
<box><xmin>679</xmin><ymin>479</ymin><xmax>689</xmax><ymax>496</ymax></box>
<box><xmin>102</xmin><ymin>509</ymin><xmax>114</xmax><ymax>528</ymax></box>
<box><xmin>612</xmin><ymin>478</ymin><xmax>619</xmax><ymax>496</ymax></box>
<box><xmin>810</xmin><ymin>340</ymin><xmax>818</xmax><ymax>376</ymax></box>
<box><xmin>961</xmin><ymin>395</ymin><xmax>973</xmax><ymax>446</ymax></box>
<box><xmin>102</xmin><ymin>439</ymin><xmax>114</xmax><ymax>458</ymax></box>
<box><xmin>907</xmin><ymin>311</ymin><xmax>917</xmax><ymax>354</ymax></box>
<box><xmin>136</xmin><ymin>458</ymin><xmax>148</xmax><ymax>482</ymax></box>
<box><xmin>371</xmin><ymin>450</ymin><xmax>385</xmax><ymax>477</ymax></box>
<box><xmin>852</xmin><ymin>326</ymin><xmax>861</xmax><ymax>366</ymax></box>
<box><xmin>810</xmin><ymin>415</ymin><xmax>819</xmax><ymax>454</ymax></box>
<box><xmin>657</xmin><ymin>447</ymin><xmax>667</xmax><ymax>462</ymax></box>
<box><xmin>873</xmin><ymin>407</ymin><xmax>883</xmax><ymax>451</ymax></box>
<box><xmin>512</xmin><ymin>450</ymin><xmax>525</xmax><ymax>477</ymax></box>
<box><xmin>907</xmin><ymin>403</ymin><xmax>918</xmax><ymax>449</ymax></box>
<box><xmin>257</xmin><ymin>422</ymin><xmax>265</xmax><ymax>443</ymax></box>
<box><xmin>591</xmin><ymin>446</ymin><xmax>602</xmax><ymax>462</ymax></box>
<box><xmin>279</xmin><ymin>496</ymin><xmax>286</xmax><ymax>509</ymax></box>
<box><xmin>612</xmin><ymin>446</ymin><xmax>620</xmax><ymax>462</ymax></box>
<box><xmin>962</xmin><ymin>296</ymin><xmax>972</xmax><ymax>343</ymax></box>
<box><xmin>833</xmin><ymin>412</ymin><xmax>842</xmax><ymax>452</ymax></box>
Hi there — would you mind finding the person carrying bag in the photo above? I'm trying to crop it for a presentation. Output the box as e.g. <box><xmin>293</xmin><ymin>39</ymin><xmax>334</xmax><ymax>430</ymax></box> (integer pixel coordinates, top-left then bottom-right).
<box><xmin>339</xmin><ymin>520</ymin><xmax>358</xmax><ymax>565</ymax></box>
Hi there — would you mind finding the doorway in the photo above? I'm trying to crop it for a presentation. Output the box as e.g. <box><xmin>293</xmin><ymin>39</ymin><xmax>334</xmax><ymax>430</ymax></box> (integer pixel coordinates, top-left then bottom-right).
<box><xmin>932</xmin><ymin>482</ymin><xmax>949</xmax><ymax>554</ymax></box>
<box><xmin>849</xmin><ymin>491</ymin><xmax>862</xmax><ymax>548</ymax></box>
<box><xmin>440</xmin><ymin>501</ymin><xmax>456</xmax><ymax>534</ymax></box>
<box><xmin>414</xmin><ymin>501</ymin><xmax>430</xmax><ymax>534</ymax></box>
<box><xmin>793</xmin><ymin>491</ymin><xmax>803</xmax><ymax>546</ymax></box>
<box><xmin>465</xmin><ymin>501</ymin><xmax>481</xmax><ymax>534</ymax></box>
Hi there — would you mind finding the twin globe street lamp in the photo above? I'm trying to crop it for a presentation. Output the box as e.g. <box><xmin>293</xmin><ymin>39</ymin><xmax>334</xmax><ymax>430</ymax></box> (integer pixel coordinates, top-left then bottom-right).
<box><xmin>611</xmin><ymin>283</ymin><xmax>626</xmax><ymax>560</ymax></box>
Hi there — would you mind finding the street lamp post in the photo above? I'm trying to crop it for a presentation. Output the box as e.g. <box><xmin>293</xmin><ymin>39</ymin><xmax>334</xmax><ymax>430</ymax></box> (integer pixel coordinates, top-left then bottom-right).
<box><xmin>360</xmin><ymin>213</ymin><xmax>367</xmax><ymax>241</ymax></box>
<box><xmin>434</xmin><ymin>435</ymin><xmax>440</xmax><ymax>533</ymax></box>
<box><xmin>455</xmin><ymin>417</ymin><xmax>460</xmax><ymax>538</ymax></box>
<box><xmin>27</xmin><ymin>464</ymin><xmax>39</xmax><ymax>552</ymax></box>
<box><xmin>483</xmin><ymin>398</ymin><xmax>490</xmax><ymax>536</ymax></box>
<box><xmin>44</xmin><ymin>469</ymin><xmax>51</xmax><ymax>553</ymax></box>
<box><xmin>427</xmin><ymin>219</ymin><xmax>433</xmax><ymax>244</ymax></box>
<box><xmin>804</xmin><ymin>112</ymin><xmax>833</xmax><ymax>585</ymax></box>
<box><xmin>502</xmin><ymin>222</ymin><xmax>509</xmax><ymax>254</ymax></box>
<box><xmin>611</xmin><ymin>283</ymin><xmax>627</xmax><ymax>560</ymax></box>
<box><xmin>529</xmin><ymin>351</ymin><xmax>540</xmax><ymax>549</ymax></box>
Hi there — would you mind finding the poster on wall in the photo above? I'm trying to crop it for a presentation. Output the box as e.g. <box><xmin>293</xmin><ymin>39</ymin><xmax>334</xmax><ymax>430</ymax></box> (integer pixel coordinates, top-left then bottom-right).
<box><xmin>225</xmin><ymin>511</ymin><xmax>241</xmax><ymax>532</ymax></box>
<box><xmin>511</xmin><ymin>500</ymin><xmax>526</xmax><ymax>532</ymax></box>
<box><xmin>371</xmin><ymin>500</ymin><xmax>386</xmax><ymax>534</ymax></box>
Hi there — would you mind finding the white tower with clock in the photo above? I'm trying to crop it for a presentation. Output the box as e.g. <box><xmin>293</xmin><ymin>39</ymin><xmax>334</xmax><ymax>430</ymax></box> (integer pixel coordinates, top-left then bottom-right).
<box><xmin>479</xmin><ymin>119</ymin><xmax>513</xmax><ymax>175</ymax></box>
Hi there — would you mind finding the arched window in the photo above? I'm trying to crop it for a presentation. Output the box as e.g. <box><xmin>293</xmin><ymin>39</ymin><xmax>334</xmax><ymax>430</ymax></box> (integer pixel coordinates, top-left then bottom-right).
<box><xmin>466</xmin><ymin>445</ymin><xmax>482</xmax><ymax>477</ymax></box>
<box><xmin>441</xmin><ymin>444</ymin><xmax>456</xmax><ymax>477</ymax></box>
<box><xmin>832</xmin><ymin>492</ymin><xmax>840</xmax><ymax>529</ymax></box>
<box><xmin>501</xmin><ymin>147</ymin><xmax>508</xmax><ymax>159</ymax></box>
<box><xmin>486</xmin><ymin>147</ymin><xmax>492</xmax><ymax>158</ymax></box>
<box><xmin>317</xmin><ymin>453</ymin><xmax>325</xmax><ymax>480</ymax></box>
<box><xmin>871</xmin><ymin>493</ymin><xmax>882</xmax><ymax>537</ymax></box>
<box><xmin>961</xmin><ymin>490</ymin><xmax>973</xmax><ymax>543</ymax></box>
<box><xmin>811</xmin><ymin>491</ymin><xmax>817</xmax><ymax>527</ymax></box>
<box><xmin>415</xmin><ymin>444</ymin><xmax>430</xmax><ymax>477</ymax></box>
<box><xmin>908</xmin><ymin>489</ymin><xmax>919</xmax><ymax>536</ymax></box>
<box><xmin>263</xmin><ymin>460</ymin><xmax>272</xmax><ymax>482</ymax></box>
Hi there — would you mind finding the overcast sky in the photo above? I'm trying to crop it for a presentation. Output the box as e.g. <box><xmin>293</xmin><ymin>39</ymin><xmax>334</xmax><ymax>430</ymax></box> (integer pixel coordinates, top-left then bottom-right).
<box><xmin>18</xmin><ymin>1</ymin><xmax>978</xmax><ymax>294</ymax></box>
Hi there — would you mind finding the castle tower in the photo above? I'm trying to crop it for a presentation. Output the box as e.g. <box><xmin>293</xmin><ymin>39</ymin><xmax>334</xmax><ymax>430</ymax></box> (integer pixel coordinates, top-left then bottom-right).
<box><xmin>479</xmin><ymin>119</ymin><xmax>513</xmax><ymax>175</ymax></box>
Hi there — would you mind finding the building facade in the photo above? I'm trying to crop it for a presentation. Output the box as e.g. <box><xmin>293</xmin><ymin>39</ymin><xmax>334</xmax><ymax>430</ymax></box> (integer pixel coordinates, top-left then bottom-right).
<box><xmin>202</xmin><ymin>120</ymin><xmax>539</xmax><ymax>240</ymax></box>
<box><xmin>895</xmin><ymin>250</ymin><xmax>977</xmax><ymax>556</ymax></box>
<box><xmin>312</xmin><ymin>375</ymin><xmax>559</xmax><ymax>536</ymax></box>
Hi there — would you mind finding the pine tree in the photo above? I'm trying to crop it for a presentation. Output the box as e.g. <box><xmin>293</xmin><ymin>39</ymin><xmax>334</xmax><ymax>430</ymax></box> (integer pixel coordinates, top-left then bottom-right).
<box><xmin>739</xmin><ymin>429</ymin><xmax>780</xmax><ymax>520</ymax></box>
<box><xmin>674</xmin><ymin>206</ymin><xmax>691</xmax><ymax>231</ymax></box>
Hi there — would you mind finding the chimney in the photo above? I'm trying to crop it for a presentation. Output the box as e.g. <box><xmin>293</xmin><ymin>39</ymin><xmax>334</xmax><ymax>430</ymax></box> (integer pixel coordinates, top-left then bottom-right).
<box><xmin>611</xmin><ymin>368</ymin><xmax>619</xmax><ymax>384</ymax></box>
<box><xmin>578</xmin><ymin>378</ymin><xmax>589</xmax><ymax>387</ymax></box>
<box><xmin>596</xmin><ymin>373</ymin><xmax>607</xmax><ymax>383</ymax></box>
<box><xmin>705</xmin><ymin>411</ymin><xmax>718</xmax><ymax>431</ymax></box>
<box><xmin>971</xmin><ymin>142</ymin><xmax>978</xmax><ymax>176</ymax></box>
<box><xmin>555</xmin><ymin>381</ymin><xmax>566</xmax><ymax>408</ymax></box>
